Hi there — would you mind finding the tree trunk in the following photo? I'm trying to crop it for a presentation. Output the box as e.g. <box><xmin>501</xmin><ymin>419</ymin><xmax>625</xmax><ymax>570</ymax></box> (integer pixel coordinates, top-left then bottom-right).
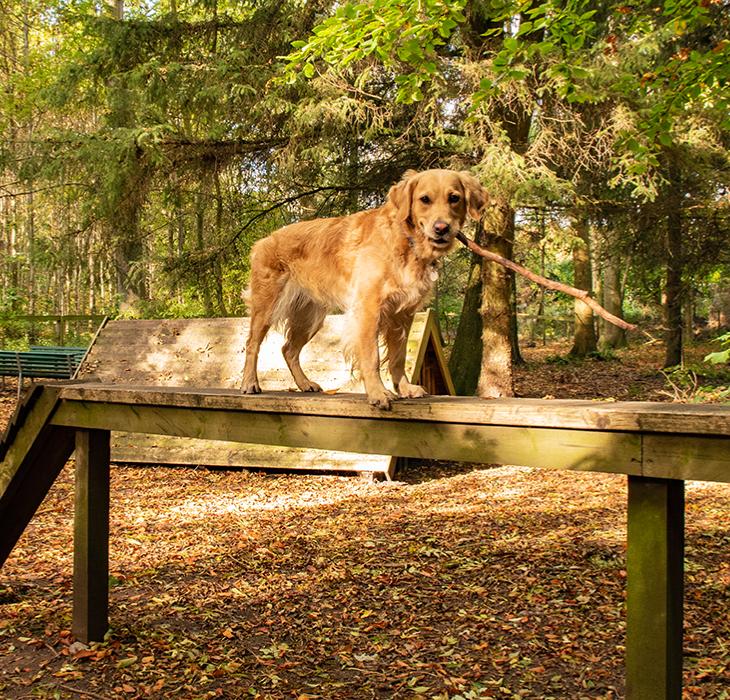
<box><xmin>569</xmin><ymin>215</ymin><xmax>597</xmax><ymax>357</ymax></box>
<box><xmin>23</xmin><ymin>1</ymin><xmax>35</xmax><ymax>318</ymax></box>
<box><xmin>195</xmin><ymin>188</ymin><xmax>214</xmax><ymax>316</ymax></box>
<box><xmin>599</xmin><ymin>253</ymin><xmax>627</xmax><ymax>350</ymax></box>
<box><xmin>113</xmin><ymin>182</ymin><xmax>147</xmax><ymax>304</ymax></box>
<box><xmin>683</xmin><ymin>286</ymin><xmax>694</xmax><ymax>344</ymax></box>
<box><xmin>664</xmin><ymin>166</ymin><xmax>683</xmax><ymax>368</ymax></box>
<box><xmin>448</xmin><ymin>257</ymin><xmax>483</xmax><ymax>395</ymax></box>
<box><xmin>213</xmin><ymin>167</ymin><xmax>228</xmax><ymax>315</ymax></box>
<box><xmin>478</xmin><ymin>201</ymin><xmax>515</xmax><ymax>397</ymax></box>
<box><xmin>105</xmin><ymin>0</ymin><xmax>148</xmax><ymax>307</ymax></box>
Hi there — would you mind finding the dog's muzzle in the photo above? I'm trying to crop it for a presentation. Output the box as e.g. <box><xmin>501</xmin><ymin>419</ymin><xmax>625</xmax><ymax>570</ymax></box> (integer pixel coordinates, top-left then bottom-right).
<box><xmin>429</xmin><ymin>221</ymin><xmax>454</xmax><ymax>248</ymax></box>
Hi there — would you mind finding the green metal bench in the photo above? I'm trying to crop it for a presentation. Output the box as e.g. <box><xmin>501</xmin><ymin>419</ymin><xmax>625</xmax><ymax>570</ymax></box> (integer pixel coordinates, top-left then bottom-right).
<box><xmin>0</xmin><ymin>347</ymin><xmax>86</xmax><ymax>397</ymax></box>
<box><xmin>29</xmin><ymin>345</ymin><xmax>87</xmax><ymax>356</ymax></box>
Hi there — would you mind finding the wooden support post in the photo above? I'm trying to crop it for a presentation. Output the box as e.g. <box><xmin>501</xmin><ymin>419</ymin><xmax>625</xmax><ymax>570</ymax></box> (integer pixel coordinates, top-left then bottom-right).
<box><xmin>72</xmin><ymin>429</ymin><xmax>110</xmax><ymax>644</ymax></box>
<box><xmin>626</xmin><ymin>476</ymin><xmax>684</xmax><ymax>700</ymax></box>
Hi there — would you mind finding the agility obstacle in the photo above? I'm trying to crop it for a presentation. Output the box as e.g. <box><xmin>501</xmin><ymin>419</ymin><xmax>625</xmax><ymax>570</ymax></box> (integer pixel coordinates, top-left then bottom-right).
<box><xmin>0</xmin><ymin>380</ymin><xmax>728</xmax><ymax>698</ymax></box>
<box><xmin>75</xmin><ymin>310</ymin><xmax>453</xmax><ymax>478</ymax></box>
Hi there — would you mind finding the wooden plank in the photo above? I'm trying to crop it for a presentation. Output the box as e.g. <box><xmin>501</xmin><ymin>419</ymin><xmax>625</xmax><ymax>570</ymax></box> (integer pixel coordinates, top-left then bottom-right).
<box><xmin>626</xmin><ymin>477</ymin><xmax>684</xmax><ymax>700</ymax></box>
<box><xmin>56</xmin><ymin>385</ymin><xmax>730</xmax><ymax>436</ymax></box>
<box><xmin>78</xmin><ymin>315</ymin><xmax>354</xmax><ymax>394</ymax></box>
<box><xmin>1</xmin><ymin>386</ymin><xmax>63</xmax><ymax>495</ymax></box>
<box><xmin>0</xmin><ymin>385</ymin><xmax>75</xmax><ymax>567</ymax></box>
<box><xmin>642</xmin><ymin>434</ymin><xmax>730</xmax><ymax>482</ymax></box>
<box><xmin>72</xmin><ymin>430</ymin><xmax>110</xmax><ymax>644</ymax></box>
<box><xmin>51</xmin><ymin>400</ymin><xmax>643</xmax><ymax>474</ymax></box>
<box><xmin>111</xmin><ymin>432</ymin><xmax>391</xmax><ymax>472</ymax></box>
<box><xmin>0</xmin><ymin>383</ymin><xmax>45</xmax><ymax>463</ymax></box>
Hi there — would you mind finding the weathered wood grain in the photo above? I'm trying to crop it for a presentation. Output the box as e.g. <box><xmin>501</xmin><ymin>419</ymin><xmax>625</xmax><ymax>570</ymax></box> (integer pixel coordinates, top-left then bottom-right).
<box><xmin>642</xmin><ymin>434</ymin><xmax>730</xmax><ymax>482</ymax></box>
<box><xmin>56</xmin><ymin>385</ymin><xmax>730</xmax><ymax>436</ymax></box>
<box><xmin>111</xmin><ymin>433</ymin><xmax>393</xmax><ymax>473</ymax></box>
<box><xmin>0</xmin><ymin>385</ymin><xmax>75</xmax><ymax>567</ymax></box>
<box><xmin>626</xmin><ymin>477</ymin><xmax>684</xmax><ymax>700</ymax></box>
<box><xmin>51</xmin><ymin>400</ymin><xmax>644</xmax><ymax>474</ymax></box>
<box><xmin>73</xmin><ymin>429</ymin><xmax>110</xmax><ymax>644</ymax></box>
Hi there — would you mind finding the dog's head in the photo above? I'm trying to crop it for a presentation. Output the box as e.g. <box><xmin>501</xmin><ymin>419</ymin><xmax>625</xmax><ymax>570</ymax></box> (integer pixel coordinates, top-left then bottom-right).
<box><xmin>388</xmin><ymin>169</ymin><xmax>489</xmax><ymax>255</ymax></box>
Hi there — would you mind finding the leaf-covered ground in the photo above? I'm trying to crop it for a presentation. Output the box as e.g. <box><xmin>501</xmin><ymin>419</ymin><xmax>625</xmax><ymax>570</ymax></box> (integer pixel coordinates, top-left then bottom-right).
<box><xmin>0</xmin><ymin>343</ymin><xmax>728</xmax><ymax>699</ymax></box>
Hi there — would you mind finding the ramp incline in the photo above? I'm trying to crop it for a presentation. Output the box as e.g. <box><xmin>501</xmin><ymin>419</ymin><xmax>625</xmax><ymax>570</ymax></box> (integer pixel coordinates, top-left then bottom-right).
<box><xmin>0</xmin><ymin>384</ymin><xmax>75</xmax><ymax>567</ymax></box>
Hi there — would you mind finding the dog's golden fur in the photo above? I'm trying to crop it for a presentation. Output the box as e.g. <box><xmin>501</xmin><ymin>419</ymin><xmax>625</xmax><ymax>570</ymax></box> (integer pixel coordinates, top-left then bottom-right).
<box><xmin>242</xmin><ymin>168</ymin><xmax>488</xmax><ymax>409</ymax></box>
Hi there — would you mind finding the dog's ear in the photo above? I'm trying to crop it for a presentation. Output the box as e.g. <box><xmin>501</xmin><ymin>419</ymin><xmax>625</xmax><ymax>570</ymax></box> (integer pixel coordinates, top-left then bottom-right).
<box><xmin>388</xmin><ymin>170</ymin><xmax>419</xmax><ymax>223</ymax></box>
<box><xmin>459</xmin><ymin>171</ymin><xmax>489</xmax><ymax>221</ymax></box>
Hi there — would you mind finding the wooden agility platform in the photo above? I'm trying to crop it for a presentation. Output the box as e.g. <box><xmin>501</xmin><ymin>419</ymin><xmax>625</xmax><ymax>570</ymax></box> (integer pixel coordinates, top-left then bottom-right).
<box><xmin>75</xmin><ymin>310</ymin><xmax>454</xmax><ymax>478</ymax></box>
<box><xmin>1</xmin><ymin>381</ymin><xmax>729</xmax><ymax>696</ymax></box>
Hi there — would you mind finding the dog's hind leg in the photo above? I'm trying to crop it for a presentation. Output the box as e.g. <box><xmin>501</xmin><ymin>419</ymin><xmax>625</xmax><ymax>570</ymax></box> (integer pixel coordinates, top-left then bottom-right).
<box><xmin>242</xmin><ymin>252</ymin><xmax>288</xmax><ymax>394</ymax></box>
<box><xmin>282</xmin><ymin>298</ymin><xmax>327</xmax><ymax>392</ymax></box>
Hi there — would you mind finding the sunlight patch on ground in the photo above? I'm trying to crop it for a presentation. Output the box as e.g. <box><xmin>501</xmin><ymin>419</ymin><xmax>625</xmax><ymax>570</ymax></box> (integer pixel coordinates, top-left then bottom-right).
<box><xmin>167</xmin><ymin>485</ymin><xmax>367</xmax><ymax>518</ymax></box>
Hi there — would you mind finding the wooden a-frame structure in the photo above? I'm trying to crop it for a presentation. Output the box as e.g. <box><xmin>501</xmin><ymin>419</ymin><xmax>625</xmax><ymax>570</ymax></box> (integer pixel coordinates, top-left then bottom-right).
<box><xmin>75</xmin><ymin>310</ymin><xmax>454</xmax><ymax>479</ymax></box>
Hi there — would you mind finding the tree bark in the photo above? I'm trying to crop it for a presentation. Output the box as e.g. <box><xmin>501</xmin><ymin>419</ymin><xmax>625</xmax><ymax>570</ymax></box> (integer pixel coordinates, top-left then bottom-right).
<box><xmin>664</xmin><ymin>165</ymin><xmax>683</xmax><ymax>368</ymax></box>
<box><xmin>478</xmin><ymin>200</ymin><xmax>515</xmax><ymax>397</ymax></box>
<box><xmin>106</xmin><ymin>0</ymin><xmax>148</xmax><ymax>306</ymax></box>
<box><xmin>448</xmin><ymin>257</ymin><xmax>483</xmax><ymax>395</ymax></box>
<box><xmin>600</xmin><ymin>252</ymin><xmax>627</xmax><ymax>350</ymax></box>
<box><xmin>683</xmin><ymin>286</ymin><xmax>694</xmax><ymax>344</ymax></box>
<box><xmin>195</xmin><ymin>188</ymin><xmax>214</xmax><ymax>316</ymax></box>
<box><xmin>569</xmin><ymin>215</ymin><xmax>597</xmax><ymax>357</ymax></box>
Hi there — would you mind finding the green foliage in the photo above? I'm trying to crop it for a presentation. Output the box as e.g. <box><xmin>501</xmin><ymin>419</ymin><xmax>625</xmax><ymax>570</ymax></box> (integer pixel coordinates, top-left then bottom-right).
<box><xmin>283</xmin><ymin>0</ymin><xmax>467</xmax><ymax>103</ymax></box>
<box><xmin>704</xmin><ymin>332</ymin><xmax>730</xmax><ymax>366</ymax></box>
<box><xmin>283</xmin><ymin>0</ymin><xmax>729</xmax><ymax>200</ymax></box>
<box><xmin>475</xmin><ymin>0</ymin><xmax>601</xmax><ymax>105</ymax></box>
<box><xmin>661</xmin><ymin>361</ymin><xmax>730</xmax><ymax>403</ymax></box>
<box><xmin>0</xmin><ymin>0</ymin><xmax>727</xmax><ymax>346</ymax></box>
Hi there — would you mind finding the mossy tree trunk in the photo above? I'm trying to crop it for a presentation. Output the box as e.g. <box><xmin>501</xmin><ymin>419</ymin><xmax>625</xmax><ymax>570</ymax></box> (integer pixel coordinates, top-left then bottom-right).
<box><xmin>477</xmin><ymin>200</ymin><xmax>516</xmax><ymax>398</ymax></box>
<box><xmin>569</xmin><ymin>214</ymin><xmax>597</xmax><ymax>357</ymax></box>
<box><xmin>448</xmin><ymin>255</ymin><xmax>483</xmax><ymax>396</ymax></box>
<box><xmin>599</xmin><ymin>252</ymin><xmax>627</xmax><ymax>350</ymax></box>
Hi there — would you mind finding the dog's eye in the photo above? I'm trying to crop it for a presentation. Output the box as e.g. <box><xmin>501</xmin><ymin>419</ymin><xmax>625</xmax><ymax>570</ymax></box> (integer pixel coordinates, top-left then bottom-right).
<box><xmin>448</xmin><ymin>193</ymin><xmax>461</xmax><ymax>204</ymax></box>
<box><xmin>420</xmin><ymin>195</ymin><xmax>431</xmax><ymax>204</ymax></box>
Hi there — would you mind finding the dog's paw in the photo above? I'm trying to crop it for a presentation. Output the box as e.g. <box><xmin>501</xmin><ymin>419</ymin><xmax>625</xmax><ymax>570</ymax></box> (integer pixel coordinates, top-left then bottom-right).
<box><xmin>398</xmin><ymin>382</ymin><xmax>428</xmax><ymax>399</ymax></box>
<box><xmin>298</xmin><ymin>380</ymin><xmax>323</xmax><ymax>393</ymax></box>
<box><xmin>241</xmin><ymin>380</ymin><xmax>262</xmax><ymax>394</ymax></box>
<box><xmin>368</xmin><ymin>389</ymin><xmax>397</xmax><ymax>411</ymax></box>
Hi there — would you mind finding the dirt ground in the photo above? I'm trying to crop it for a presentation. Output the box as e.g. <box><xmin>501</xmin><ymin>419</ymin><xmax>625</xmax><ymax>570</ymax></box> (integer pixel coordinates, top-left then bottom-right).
<box><xmin>0</xmin><ymin>342</ymin><xmax>728</xmax><ymax>699</ymax></box>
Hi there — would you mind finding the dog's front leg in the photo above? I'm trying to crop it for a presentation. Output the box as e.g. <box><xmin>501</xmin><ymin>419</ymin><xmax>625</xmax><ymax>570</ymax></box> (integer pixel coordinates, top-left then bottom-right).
<box><xmin>385</xmin><ymin>313</ymin><xmax>428</xmax><ymax>399</ymax></box>
<box><xmin>353</xmin><ymin>300</ymin><xmax>397</xmax><ymax>410</ymax></box>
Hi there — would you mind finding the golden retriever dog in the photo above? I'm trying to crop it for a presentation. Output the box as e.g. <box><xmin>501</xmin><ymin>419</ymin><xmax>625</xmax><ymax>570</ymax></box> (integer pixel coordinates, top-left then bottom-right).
<box><xmin>242</xmin><ymin>168</ymin><xmax>488</xmax><ymax>409</ymax></box>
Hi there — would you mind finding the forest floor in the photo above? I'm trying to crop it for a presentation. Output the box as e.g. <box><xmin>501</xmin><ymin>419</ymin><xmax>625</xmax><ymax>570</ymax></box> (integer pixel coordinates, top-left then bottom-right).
<box><xmin>0</xmin><ymin>340</ymin><xmax>728</xmax><ymax>700</ymax></box>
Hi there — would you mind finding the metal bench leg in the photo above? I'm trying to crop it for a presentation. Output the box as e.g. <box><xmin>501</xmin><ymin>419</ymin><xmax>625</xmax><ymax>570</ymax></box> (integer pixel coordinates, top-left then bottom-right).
<box><xmin>626</xmin><ymin>476</ymin><xmax>684</xmax><ymax>699</ymax></box>
<box><xmin>73</xmin><ymin>429</ymin><xmax>111</xmax><ymax>643</ymax></box>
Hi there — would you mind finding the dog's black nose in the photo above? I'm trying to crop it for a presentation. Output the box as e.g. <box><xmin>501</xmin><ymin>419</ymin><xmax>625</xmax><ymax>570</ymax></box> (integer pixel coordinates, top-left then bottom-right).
<box><xmin>433</xmin><ymin>221</ymin><xmax>450</xmax><ymax>235</ymax></box>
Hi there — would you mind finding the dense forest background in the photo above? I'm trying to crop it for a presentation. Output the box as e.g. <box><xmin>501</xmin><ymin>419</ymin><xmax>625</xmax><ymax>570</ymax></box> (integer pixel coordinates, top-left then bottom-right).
<box><xmin>1</xmin><ymin>0</ymin><xmax>728</xmax><ymax>394</ymax></box>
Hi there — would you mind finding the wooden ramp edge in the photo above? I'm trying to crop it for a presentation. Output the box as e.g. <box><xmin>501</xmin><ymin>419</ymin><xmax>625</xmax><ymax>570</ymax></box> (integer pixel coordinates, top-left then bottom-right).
<box><xmin>0</xmin><ymin>384</ymin><xmax>75</xmax><ymax>567</ymax></box>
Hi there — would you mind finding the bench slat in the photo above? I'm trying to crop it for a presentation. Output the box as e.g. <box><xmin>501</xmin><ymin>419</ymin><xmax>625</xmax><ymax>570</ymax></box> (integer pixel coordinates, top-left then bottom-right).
<box><xmin>0</xmin><ymin>349</ymin><xmax>83</xmax><ymax>380</ymax></box>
